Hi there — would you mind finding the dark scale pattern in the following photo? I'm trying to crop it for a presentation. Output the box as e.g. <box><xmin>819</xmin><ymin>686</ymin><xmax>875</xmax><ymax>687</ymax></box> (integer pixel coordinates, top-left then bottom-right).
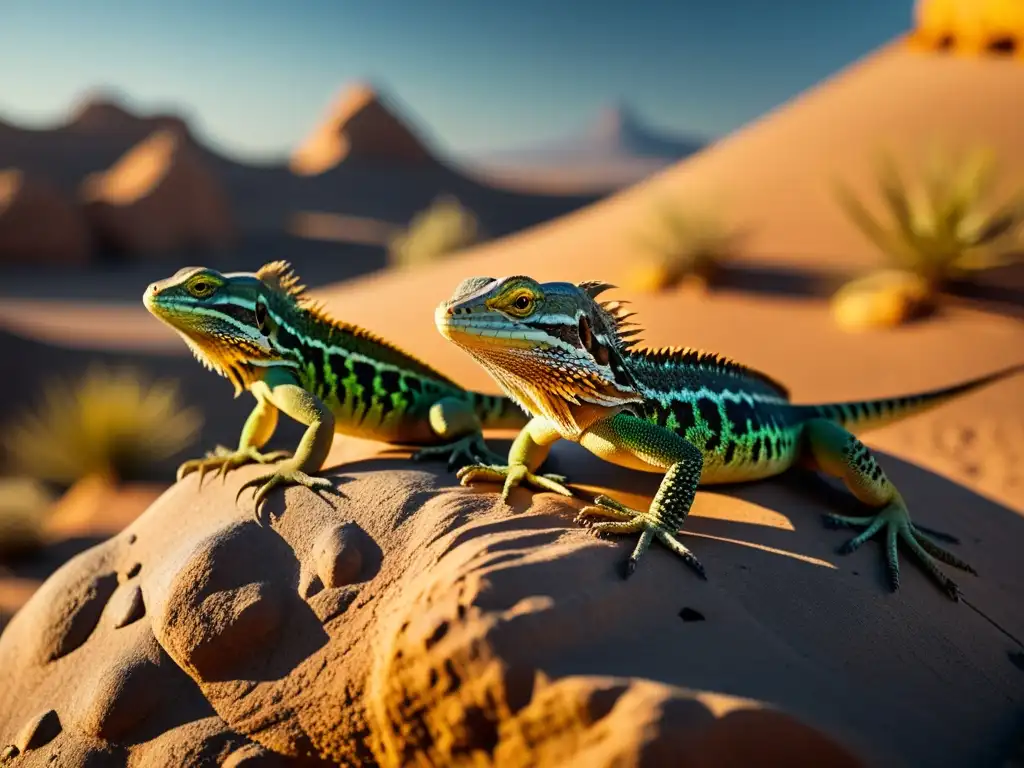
<box><xmin>695</xmin><ymin>398</ymin><xmax>723</xmax><ymax>453</ymax></box>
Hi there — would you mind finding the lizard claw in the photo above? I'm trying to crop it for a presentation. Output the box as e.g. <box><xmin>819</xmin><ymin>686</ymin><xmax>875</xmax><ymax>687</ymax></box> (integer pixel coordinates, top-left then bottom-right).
<box><xmin>824</xmin><ymin>501</ymin><xmax>976</xmax><ymax>601</ymax></box>
<box><xmin>177</xmin><ymin>447</ymin><xmax>294</xmax><ymax>487</ymax></box>
<box><xmin>411</xmin><ymin>434</ymin><xmax>506</xmax><ymax>472</ymax></box>
<box><xmin>235</xmin><ymin>465</ymin><xmax>338</xmax><ymax>523</ymax></box>
<box><xmin>456</xmin><ymin>462</ymin><xmax>573</xmax><ymax>502</ymax></box>
<box><xmin>576</xmin><ymin>495</ymin><xmax>707</xmax><ymax>581</ymax></box>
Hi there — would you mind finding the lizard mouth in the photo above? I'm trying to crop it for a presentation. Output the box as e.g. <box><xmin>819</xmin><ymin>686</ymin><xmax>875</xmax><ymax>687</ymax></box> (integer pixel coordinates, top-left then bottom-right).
<box><xmin>434</xmin><ymin>303</ymin><xmax>539</xmax><ymax>351</ymax></box>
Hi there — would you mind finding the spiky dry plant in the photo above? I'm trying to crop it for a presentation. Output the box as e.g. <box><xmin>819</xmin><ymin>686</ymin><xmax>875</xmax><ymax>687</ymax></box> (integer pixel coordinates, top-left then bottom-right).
<box><xmin>2</xmin><ymin>365</ymin><xmax>202</xmax><ymax>485</ymax></box>
<box><xmin>388</xmin><ymin>195</ymin><xmax>484</xmax><ymax>268</ymax></box>
<box><xmin>0</xmin><ymin>477</ymin><xmax>54</xmax><ymax>558</ymax></box>
<box><xmin>834</xmin><ymin>147</ymin><xmax>1024</xmax><ymax>318</ymax></box>
<box><xmin>628</xmin><ymin>201</ymin><xmax>743</xmax><ymax>292</ymax></box>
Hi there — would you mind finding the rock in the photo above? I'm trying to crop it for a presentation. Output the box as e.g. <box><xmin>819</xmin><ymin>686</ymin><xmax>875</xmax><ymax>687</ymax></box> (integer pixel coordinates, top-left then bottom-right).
<box><xmin>110</xmin><ymin>584</ymin><xmax>146</xmax><ymax>629</ymax></box>
<box><xmin>313</xmin><ymin>522</ymin><xmax>365</xmax><ymax>589</ymax></box>
<box><xmin>0</xmin><ymin>452</ymin><xmax>1020</xmax><ymax>765</ymax></box>
<box><xmin>0</xmin><ymin>169</ymin><xmax>91</xmax><ymax>265</ymax></box>
<box><xmin>80</xmin><ymin>129</ymin><xmax>234</xmax><ymax>256</ymax></box>
<box><xmin>66</xmin><ymin>92</ymin><xmax>191</xmax><ymax>141</ymax></box>
<box><xmin>36</xmin><ymin>565</ymin><xmax>119</xmax><ymax>663</ymax></box>
<box><xmin>829</xmin><ymin>269</ymin><xmax>933</xmax><ymax>331</ymax></box>
<box><xmin>290</xmin><ymin>83</ymin><xmax>437</xmax><ymax>175</ymax></box>
<box><xmin>14</xmin><ymin>710</ymin><xmax>60</xmax><ymax>752</ymax></box>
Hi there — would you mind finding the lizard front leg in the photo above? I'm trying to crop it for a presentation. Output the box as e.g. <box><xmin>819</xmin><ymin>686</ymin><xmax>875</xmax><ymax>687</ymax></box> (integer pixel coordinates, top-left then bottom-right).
<box><xmin>176</xmin><ymin>394</ymin><xmax>291</xmax><ymax>485</ymax></box>
<box><xmin>410</xmin><ymin>397</ymin><xmax>505</xmax><ymax>470</ymax></box>
<box><xmin>803</xmin><ymin>418</ymin><xmax>975</xmax><ymax>600</ymax></box>
<box><xmin>456</xmin><ymin>416</ymin><xmax>573</xmax><ymax>500</ymax></box>
<box><xmin>575</xmin><ymin>412</ymin><xmax>707</xmax><ymax>580</ymax></box>
<box><xmin>236</xmin><ymin>369</ymin><xmax>339</xmax><ymax>520</ymax></box>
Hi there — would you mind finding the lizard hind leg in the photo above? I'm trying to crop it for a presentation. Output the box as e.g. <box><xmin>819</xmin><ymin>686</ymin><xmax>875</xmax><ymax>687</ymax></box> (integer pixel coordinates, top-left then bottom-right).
<box><xmin>803</xmin><ymin>417</ymin><xmax>976</xmax><ymax>601</ymax></box>
<box><xmin>411</xmin><ymin>396</ymin><xmax>506</xmax><ymax>470</ymax></box>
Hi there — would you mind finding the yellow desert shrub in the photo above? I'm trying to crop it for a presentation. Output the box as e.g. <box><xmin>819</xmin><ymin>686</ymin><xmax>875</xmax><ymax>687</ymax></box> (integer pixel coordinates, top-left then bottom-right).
<box><xmin>388</xmin><ymin>195</ymin><xmax>483</xmax><ymax>268</ymax></box>
<box><xmin>0</xmin><ymin>477</ymin><xmax>54</xmax><ymax>558</ymax></box>
<box><xmin>2</xmin><ymin>365</ymin><xmax>202</xmax><ymax>485</ymax></box>
<box><xmin>832</xmin><ymin>147</ymin><xmax>1024</xmax><ymax>330</ymax></box>
<box><xmin>628</xmin><ymin>202</ymin><xmax>743</xmax><ymax>292</ymax></box>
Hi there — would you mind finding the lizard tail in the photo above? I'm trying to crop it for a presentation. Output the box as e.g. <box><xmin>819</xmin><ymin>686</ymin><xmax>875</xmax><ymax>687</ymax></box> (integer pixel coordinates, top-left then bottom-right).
<box><xmin>793</xmin><ymin>363</ymin><xmax>1023</xmax><ymax>433</ymax></box>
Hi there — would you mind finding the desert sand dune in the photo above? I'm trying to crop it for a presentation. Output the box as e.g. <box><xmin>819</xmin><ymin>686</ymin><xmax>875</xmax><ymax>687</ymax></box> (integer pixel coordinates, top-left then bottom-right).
<box><xmin>385</xmin><ymin>41</ymin><xmax>1024</xmax><ymax>282</ymax></box>
<box><xmin>0</xmin><ymin>170</ymin><xmax>91</xmax><ymax>265</ymax></box>
<box><xmin>81</xmin><ymin>129</ymin><xmax>235</xmax><ymax>255</ymax></box>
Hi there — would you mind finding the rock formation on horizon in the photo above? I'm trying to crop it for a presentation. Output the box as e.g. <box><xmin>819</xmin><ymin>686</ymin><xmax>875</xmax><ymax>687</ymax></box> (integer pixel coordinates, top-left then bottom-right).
<box><xmin>80</xmin><ymin>129</ymin><xmax>234</xmax><ymax>256</ymax></box>
<box><xmin>66</xmin><ymin>91</ymin><xmax>192</xmax><ymax>142</ymax></box>
<box><xmin>0</xmin><ymin>170</ymin><xmax>91</xmax><ymax>265</ymax></box>
<box><xmin>289</xmin><ymin>83</ymin><xmax>437</xmax><ymax>176</ymax></box>
<box><xmin>469</xmin><ymin>102</ymin><xmax>706</xmax><ymax>189</ymax></box>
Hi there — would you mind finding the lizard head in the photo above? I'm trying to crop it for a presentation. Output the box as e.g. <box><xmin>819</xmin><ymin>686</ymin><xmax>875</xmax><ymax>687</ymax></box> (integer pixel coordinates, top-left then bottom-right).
<box><xmin>143</xmin><ymin>262</ymin><xmax>298</xmax><ymax>396</ymax></box>
<box><xmin>435</xmin><ymin>275</ymin><xmax>643</xmax><ymax>435</ymax></box>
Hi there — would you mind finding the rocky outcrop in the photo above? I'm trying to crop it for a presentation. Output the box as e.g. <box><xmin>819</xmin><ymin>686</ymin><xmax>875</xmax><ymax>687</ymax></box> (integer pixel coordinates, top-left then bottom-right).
<box><xmin>66</xmin><ymin>92</ymin><xmax>191</xmax><ymax>141</ymax></box>
<box><xmin>0</xmin><ymin>450</ymin><xmax>1019</xmax><ymax>766</ymax></box>
<box><xmin>290</xmin><ymin>84</ymin><xmax>437</xmax><ymax>175</ymax></box>
<box><xmin>0</xmin><ymin>170</ymin><xmax>91</xmax><ymax>265</ymax></box>
<box><xmin>911</xmin><ymin>0</ymin><xmax>1024</xmax><ymax>57</ymax></box>
<box><xmin>80</xmin><ymin>130</ymin><xmax>234</xmax><ymax>256</ymax></box>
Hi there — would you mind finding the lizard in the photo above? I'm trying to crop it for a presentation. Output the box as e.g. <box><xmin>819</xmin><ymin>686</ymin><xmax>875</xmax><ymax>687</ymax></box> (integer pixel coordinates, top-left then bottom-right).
<box><xmin>435</xmin><ymin>274</ymin><xmax>1023</xmax><ymax>600</ymax></box>
<box><xmin>143</xmin><ymin>260</ymin><xmax>528</xmax><ymax>516</ymax></box>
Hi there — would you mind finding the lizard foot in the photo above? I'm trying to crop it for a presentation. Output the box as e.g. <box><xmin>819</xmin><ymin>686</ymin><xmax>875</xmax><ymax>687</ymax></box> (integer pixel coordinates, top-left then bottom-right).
<box><xmin>823</xmin><ymin>501</ymin><xmax>977</xmax><ymax>601</ymax></box>
<box><xmin>411</xmin><ymin>434</ymin><xmax>505</xmax><ymax>471</ymax></box>
<box><xmin>576</xmin><ymin>495</ymin><xmax>706</xmax><ymax>581</ymax></box>
<box><xmin>176</xmin><ymin>445</ymin><xmax>293</xmax><ymax>485</ymax></box>
<box><xmin>456</xmin><ymin>463</ymin><xmax>573</xmax><ymax>502</ymax></box>
<box><xmin>235</xmin><ymin>463</ymin><xmax>339</xmax><ymax>523</ymax></box>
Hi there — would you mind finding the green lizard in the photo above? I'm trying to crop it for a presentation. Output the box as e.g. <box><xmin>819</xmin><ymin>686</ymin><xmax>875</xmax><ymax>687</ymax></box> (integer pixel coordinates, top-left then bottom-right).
<box><xmin>143</xmin><ymin>260</ymin><xmax>527</xmax><ymax>515</ymax></box>
<box><xmin>436</xmin><ymin>274</ymin><xmax>1022</xmax><ymax>600</ymax></box>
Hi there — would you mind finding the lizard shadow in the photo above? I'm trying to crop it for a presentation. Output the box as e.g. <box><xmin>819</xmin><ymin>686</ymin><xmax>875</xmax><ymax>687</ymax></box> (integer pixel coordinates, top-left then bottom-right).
<box><xmin>456</xmin><ymin>438</ymin><xmax>1024</xmax><ymax>622</ymax></box>
<box><xmin>314</xmin><ymin>435</ymin><xmax>1024</xmax><ymax>630</ymax></box>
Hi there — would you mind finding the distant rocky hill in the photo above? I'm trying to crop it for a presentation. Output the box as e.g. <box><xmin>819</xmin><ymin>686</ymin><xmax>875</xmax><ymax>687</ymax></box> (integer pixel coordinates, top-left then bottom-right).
<box><xmin>466</xmin><ymin>103</ymin><xmax>707</xmax><ymax>190</ymax></box>
<box><xmin>0</xmin><ymin>86</ymin><xmax>604</xmax><ymax>267</ymax></box>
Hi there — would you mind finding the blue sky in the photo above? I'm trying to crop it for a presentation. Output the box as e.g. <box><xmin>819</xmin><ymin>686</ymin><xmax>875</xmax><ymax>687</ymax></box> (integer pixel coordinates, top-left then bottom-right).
<box><xmin>0</xmin><ymin>1</ymin><xmax>915</xmax><ymax>162</ymax></box>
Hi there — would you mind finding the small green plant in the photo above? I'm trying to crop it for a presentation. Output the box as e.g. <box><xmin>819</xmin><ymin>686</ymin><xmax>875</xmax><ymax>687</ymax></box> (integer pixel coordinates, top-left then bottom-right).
<box><xmin>834</xmin><ymin>147</ymin><xmax>1024</xmax><ymax>323</ymax></box>
<box><xmin>0</xmin><ymin>477</ymin><xmax>54</xmax><ymax>558</ymax></box>
<box><xmin>628</xmin><ymin>201</ymin><xmax>743</xmax><ymax>292</ymax></box>
<box><xmin>2</xmin><ymin>365</ymin><xmax>202</xmax><ymax>485</ymax></box>
<box><xmin>388</xmin><ymin>195</ymin><xmax>483</xmax><ymax>268</ymax></box>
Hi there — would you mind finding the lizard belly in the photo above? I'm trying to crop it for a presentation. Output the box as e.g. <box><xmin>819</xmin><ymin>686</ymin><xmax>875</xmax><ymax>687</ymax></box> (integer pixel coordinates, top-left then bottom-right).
<box><xmin>579</xmin><ymin>431</ymin><xmax>667</xmax><ymax>473</ymax></box>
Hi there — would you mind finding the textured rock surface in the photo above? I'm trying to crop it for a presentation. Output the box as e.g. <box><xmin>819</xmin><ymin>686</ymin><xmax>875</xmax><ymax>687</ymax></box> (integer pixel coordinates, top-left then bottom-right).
<box><xmin>1</xmin><ymin>446</ymin><xmax>1022</xmax><ymax>766</ymax></box>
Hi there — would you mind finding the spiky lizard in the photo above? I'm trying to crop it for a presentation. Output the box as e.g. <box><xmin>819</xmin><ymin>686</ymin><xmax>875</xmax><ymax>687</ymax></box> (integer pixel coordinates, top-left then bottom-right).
<box><xmin>143</xmin><ymin>261</ymin><xmax>527</xmax><ymax>514</ymax></box>
<box><xmin>436</xmin><ymin>275</ymin><xmax>1022</xmax><ymax>600</ymax></box>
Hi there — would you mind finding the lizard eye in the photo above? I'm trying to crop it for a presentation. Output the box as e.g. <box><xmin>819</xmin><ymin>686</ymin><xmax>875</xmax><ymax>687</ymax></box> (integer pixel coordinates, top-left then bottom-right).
<box><xmin>188</xmin><ymin>280</ymin><xmax>215</xmax><ymax>299</ymax></box>
<box><xmin>511</xmin><ymin>294</ymin><xmax>533</xmax><ymax>314</ymax></box>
